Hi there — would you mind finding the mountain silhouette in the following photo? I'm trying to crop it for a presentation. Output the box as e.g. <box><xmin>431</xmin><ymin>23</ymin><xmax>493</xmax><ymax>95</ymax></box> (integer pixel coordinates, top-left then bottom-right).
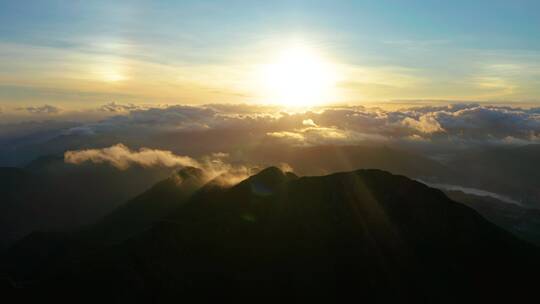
<box><xmin>0</xmin><ymin>166</ymin><xmax>207</xmax><ymax>281</ymax></box>
<box><xmin>0</xmin><ymin>156</ymin><xmax>172</xmax><ymax>248</ymax></box>
<box><xmin>446</xmin><ymin>189</ymin><xmax>540</xmax><ymax>245</ymax></box>
<box><xmin>83</xmin><ymin>166</ymin><xmax>207</xmax><ymax>245</ymax></box>
<box><xmin>5</xmin><ymin>167</ymin><xmax>540</xmax><ymax>303</ymax></box>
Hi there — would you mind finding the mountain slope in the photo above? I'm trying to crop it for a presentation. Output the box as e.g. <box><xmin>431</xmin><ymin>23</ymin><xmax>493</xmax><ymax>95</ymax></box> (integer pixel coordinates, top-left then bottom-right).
<box><xmin>0</xmin><ymin>166</ymin><xmax>208</xmax><ymax>283</ymax></box>
<box><xmin>82</xmin><ymin>166</ymin><xmax>207</xmax><ymax>245</ymax></box>
<box><xmin>447</xmin><ymin>144</ymin><xmax>540</xmax><ymax>207</ymax></box>
<box><xmin>446</xmin><ymin>189</ymin><xmax>540</xmax><ymax>245</ymax></box>
<box><xmin>22</xmin><ymin>167</ymin><xmax>539</xmax><ymax>303</ymax></box>
<box><xmin>0</xmin><ymin>157</ymin><xmax>172</xmax><ymax>248</ymax></box>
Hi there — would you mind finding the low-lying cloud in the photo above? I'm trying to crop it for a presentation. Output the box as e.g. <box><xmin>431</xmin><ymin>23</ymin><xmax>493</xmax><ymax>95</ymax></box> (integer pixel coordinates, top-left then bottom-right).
<box><xmin>64</xmin><ymin>143</ymin><xmax>268</xmax><ymax>187</ymax></box>
<box><xmin>65</xmin><ymin>144</ymin><xmax>199</xmax><ymax>170</ymax></box>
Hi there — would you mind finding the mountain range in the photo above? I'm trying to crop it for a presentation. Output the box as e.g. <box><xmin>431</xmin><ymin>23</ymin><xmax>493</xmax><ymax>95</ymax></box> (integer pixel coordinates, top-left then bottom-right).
<box><xmin>2</xmin><ymin>166</ymin><xmax>538</xmax><ymax>303</ymax></box>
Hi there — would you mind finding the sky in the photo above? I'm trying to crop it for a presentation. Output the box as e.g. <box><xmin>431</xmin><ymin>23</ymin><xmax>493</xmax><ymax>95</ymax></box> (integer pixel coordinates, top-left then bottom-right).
<box><xmin>1</xmin><ymin>0</ymin><xmax>540</xmax><ymax>110</ymax></box>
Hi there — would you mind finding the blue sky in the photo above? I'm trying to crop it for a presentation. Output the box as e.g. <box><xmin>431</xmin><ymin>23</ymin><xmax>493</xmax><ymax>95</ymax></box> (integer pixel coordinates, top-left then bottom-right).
<box><xmin>1</xmin><ymin>0</ymin><xmax>539</xmax><ymax>108</ymax></box>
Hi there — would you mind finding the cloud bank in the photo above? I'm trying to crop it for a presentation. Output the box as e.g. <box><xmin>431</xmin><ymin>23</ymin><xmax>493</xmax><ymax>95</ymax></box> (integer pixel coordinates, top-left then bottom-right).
<box><xmin>4</xmin><ymin>102</ymin><xmax>540</xmax><ymax>168</ymax></box>
<box><xmin>65</xmin><ymin>103</ymin><xmax>540</xmax><ymax>146</ymax></box>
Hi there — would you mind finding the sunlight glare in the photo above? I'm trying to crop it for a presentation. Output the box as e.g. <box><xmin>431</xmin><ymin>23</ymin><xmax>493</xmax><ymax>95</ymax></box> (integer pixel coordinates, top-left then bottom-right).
<box><xmin>258</xmin><ymin>45</ymin><xmax>339</xmax><ymax>107</ymax></box>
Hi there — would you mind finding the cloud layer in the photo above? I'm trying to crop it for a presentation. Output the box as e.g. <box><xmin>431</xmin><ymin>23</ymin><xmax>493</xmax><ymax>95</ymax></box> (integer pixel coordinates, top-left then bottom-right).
<box><xmin>67</xmin><ymin>103</ymin><xmax>540</xmax><ymax>146</ymax></box>
<box><xmin>4</xmin><ymin>102</ymin><xmax>540</xmax><ymax>168</ymax></box>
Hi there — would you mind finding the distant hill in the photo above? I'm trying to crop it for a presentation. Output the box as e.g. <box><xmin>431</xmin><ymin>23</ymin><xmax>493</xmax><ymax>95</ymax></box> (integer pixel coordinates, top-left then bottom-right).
<box><xmin>4</xmin><ymin>167</ymin><xmax>538</xmax><ymax>303</ymax></box>
<box><xmin>245</xmin><ymin>144</ymin><xmax>451</xmax><ymax>179</ymax></box>
<box><xmin>446</xmin><ymin>189</ymin><xmax>540</xmax><ymax>246</ymax></box>
<box><xmin>0</xmin><ymin>156</ymin><xmax>172</xmax><ymax>248</ymax></box>
<box><xmin>447</xmin><ymin>144</ymin><xmax>540</xmax><ymax>206</ymax></box>
<box><xmin>246</xmin><ymin>144</ymin><xmax>540</xmax><ymax>208</ymax></box>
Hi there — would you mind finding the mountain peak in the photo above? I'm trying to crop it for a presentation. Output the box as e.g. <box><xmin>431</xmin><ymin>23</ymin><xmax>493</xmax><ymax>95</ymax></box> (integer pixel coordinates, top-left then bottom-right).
<box><xmin>176</xmin><ymin>166</ymin><xmax>205</xmax><ymax>181</ymax></box>
<box><xmin>254</xmin><ymin>166</ymin><xmax>285</xmax><ymax>179</ymax></box>
<box><xmin>255</xmin><ymin>166</ymin><xmax>298</xmax><ymax>179</ymax></box>
<box><xmin>242</xmin><ymin>166</ymin><xmax>297</xmax><ymax>196</ymax></box>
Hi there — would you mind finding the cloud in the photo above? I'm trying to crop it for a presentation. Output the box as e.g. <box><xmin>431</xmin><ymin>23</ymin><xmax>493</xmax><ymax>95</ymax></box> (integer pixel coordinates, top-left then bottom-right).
<box><xmin>401</xmin><ymin>115</ymin><xmax>444</xmax><ymax>134</ymax></box>
<box><xmin>65</xmin><ymin>144</ymin><xmax>200</xmax><ymax>170</ymax></box>
<box><xmin>99</xmin><ymin>102</ymin><xmax>142</xmax><ymax>113</ymax></box>
<box><xmin>44</xmin><ymin>103</ymin><xmax>540</xmax><ymax>147</ymax></box>
<box><xmin>63</xmin><ymin>143</ymin><xmax>267</xmax><ymax>187</ymax></box>
<box><xmin>18</xmin><ymin>104</ymin><xmax>62</xmax><ymax>114</ymax></box>
<box><xmin>302</xmin><ymin>119</ymin><xmax>318</xmax><ymax>127</ymax></box>
<box><xmin>96</xmin><ymin>105</ymin><xmax>219</xmax><ymax>132</ymax></box>
<box><xmin>6</xmin><ymin>102</ymin><xmax>540</xmax><ymax>160</ymax></box>
<box><xmin>4</xmin><ymin>101</ymin><xmax>540</xmax><ymax>169</ymax></box>
<box><xmin>268</xmin><ymin>126</ymin><xmax>387</xmax><ymax>146</ymax></box>
<box><xmin>418</xmin><ymin>104</ymin><xmax>540</xmax><ymax>140</ymax></box>
<box><xmin>421</xmin><ymin>181</ymin><xmax>522</xmax><ymax>206</ymax></box>
<box><xmin>267</xmin><ymin>131</ymin><xmax>305</xmax><ymax>141</ymax></box>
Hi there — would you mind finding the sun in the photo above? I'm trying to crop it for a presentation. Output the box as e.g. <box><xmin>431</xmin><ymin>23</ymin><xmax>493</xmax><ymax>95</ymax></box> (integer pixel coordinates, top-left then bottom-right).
<box><xmin>258</xmin><ymin>45</ymin><xmax>339</xmax><ymax>107</ymax></box>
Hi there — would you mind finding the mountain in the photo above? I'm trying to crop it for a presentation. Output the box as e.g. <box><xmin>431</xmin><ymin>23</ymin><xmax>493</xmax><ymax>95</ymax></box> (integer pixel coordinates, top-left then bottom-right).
<box><xmin>0</xmin><ymin>166</ymin><xmax>208</xmax><ymax>284</ymax></box>
<box><xmin>250</xmin><ymin>143</ymin><xmax>540</xmax><ymax>209</ymax></box>
<box><xmin>446</xmin><ymin>190</ymin><xmax>540</xmax><ymax>246</ymax></box>
<box><xmin>0</xmin><ymin>156</ymin><xmax>173</xmax><ymax>248</ymax></box>
<box><xmin>7</xmin><ymin>167</ymin><xmax>538</xmax><ymax>303</ymax></box>
<box><xmin>0</xmin><ymin>167</ymin><xmax>34</xmax><ymax>249</ymax></box>
<box><xmin>447</xmin><ymin>144</ymin><xmax>540</xmax><ymax>207</ymax></box>
<box><xmin>0</xmin><ymin>121</ymin><xmax>80</xmax><ymax>167</ymax></box>
<box><xmin>81</xmin><ymin>166</ymin><xmax>207</xmax><ymax>245</ymax></box>
<box><xmin>245</xmin><ymin>144</ymin><xmax>451</xmax><ymax>179</ymax></box>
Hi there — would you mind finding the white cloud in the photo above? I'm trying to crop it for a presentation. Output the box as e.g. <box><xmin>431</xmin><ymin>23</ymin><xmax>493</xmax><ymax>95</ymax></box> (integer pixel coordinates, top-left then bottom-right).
<box><xmin>302</xmin><ymin>119</ymin><xmax>318</xmax><ymax>127</ymax></box>
<box><xmin>64</xmin><ymin>143</ymin><xmax>199</xmax><ymax>170</ymax></box>
<box><xmin>268</xmin><ymin>126</ymin><xmax>387</xmax><ymax>146</ymax></box>
<box><xmin>401</xmin><ymin>115</ymin><xmax>444</xmax><ymax>134</ymax></box>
